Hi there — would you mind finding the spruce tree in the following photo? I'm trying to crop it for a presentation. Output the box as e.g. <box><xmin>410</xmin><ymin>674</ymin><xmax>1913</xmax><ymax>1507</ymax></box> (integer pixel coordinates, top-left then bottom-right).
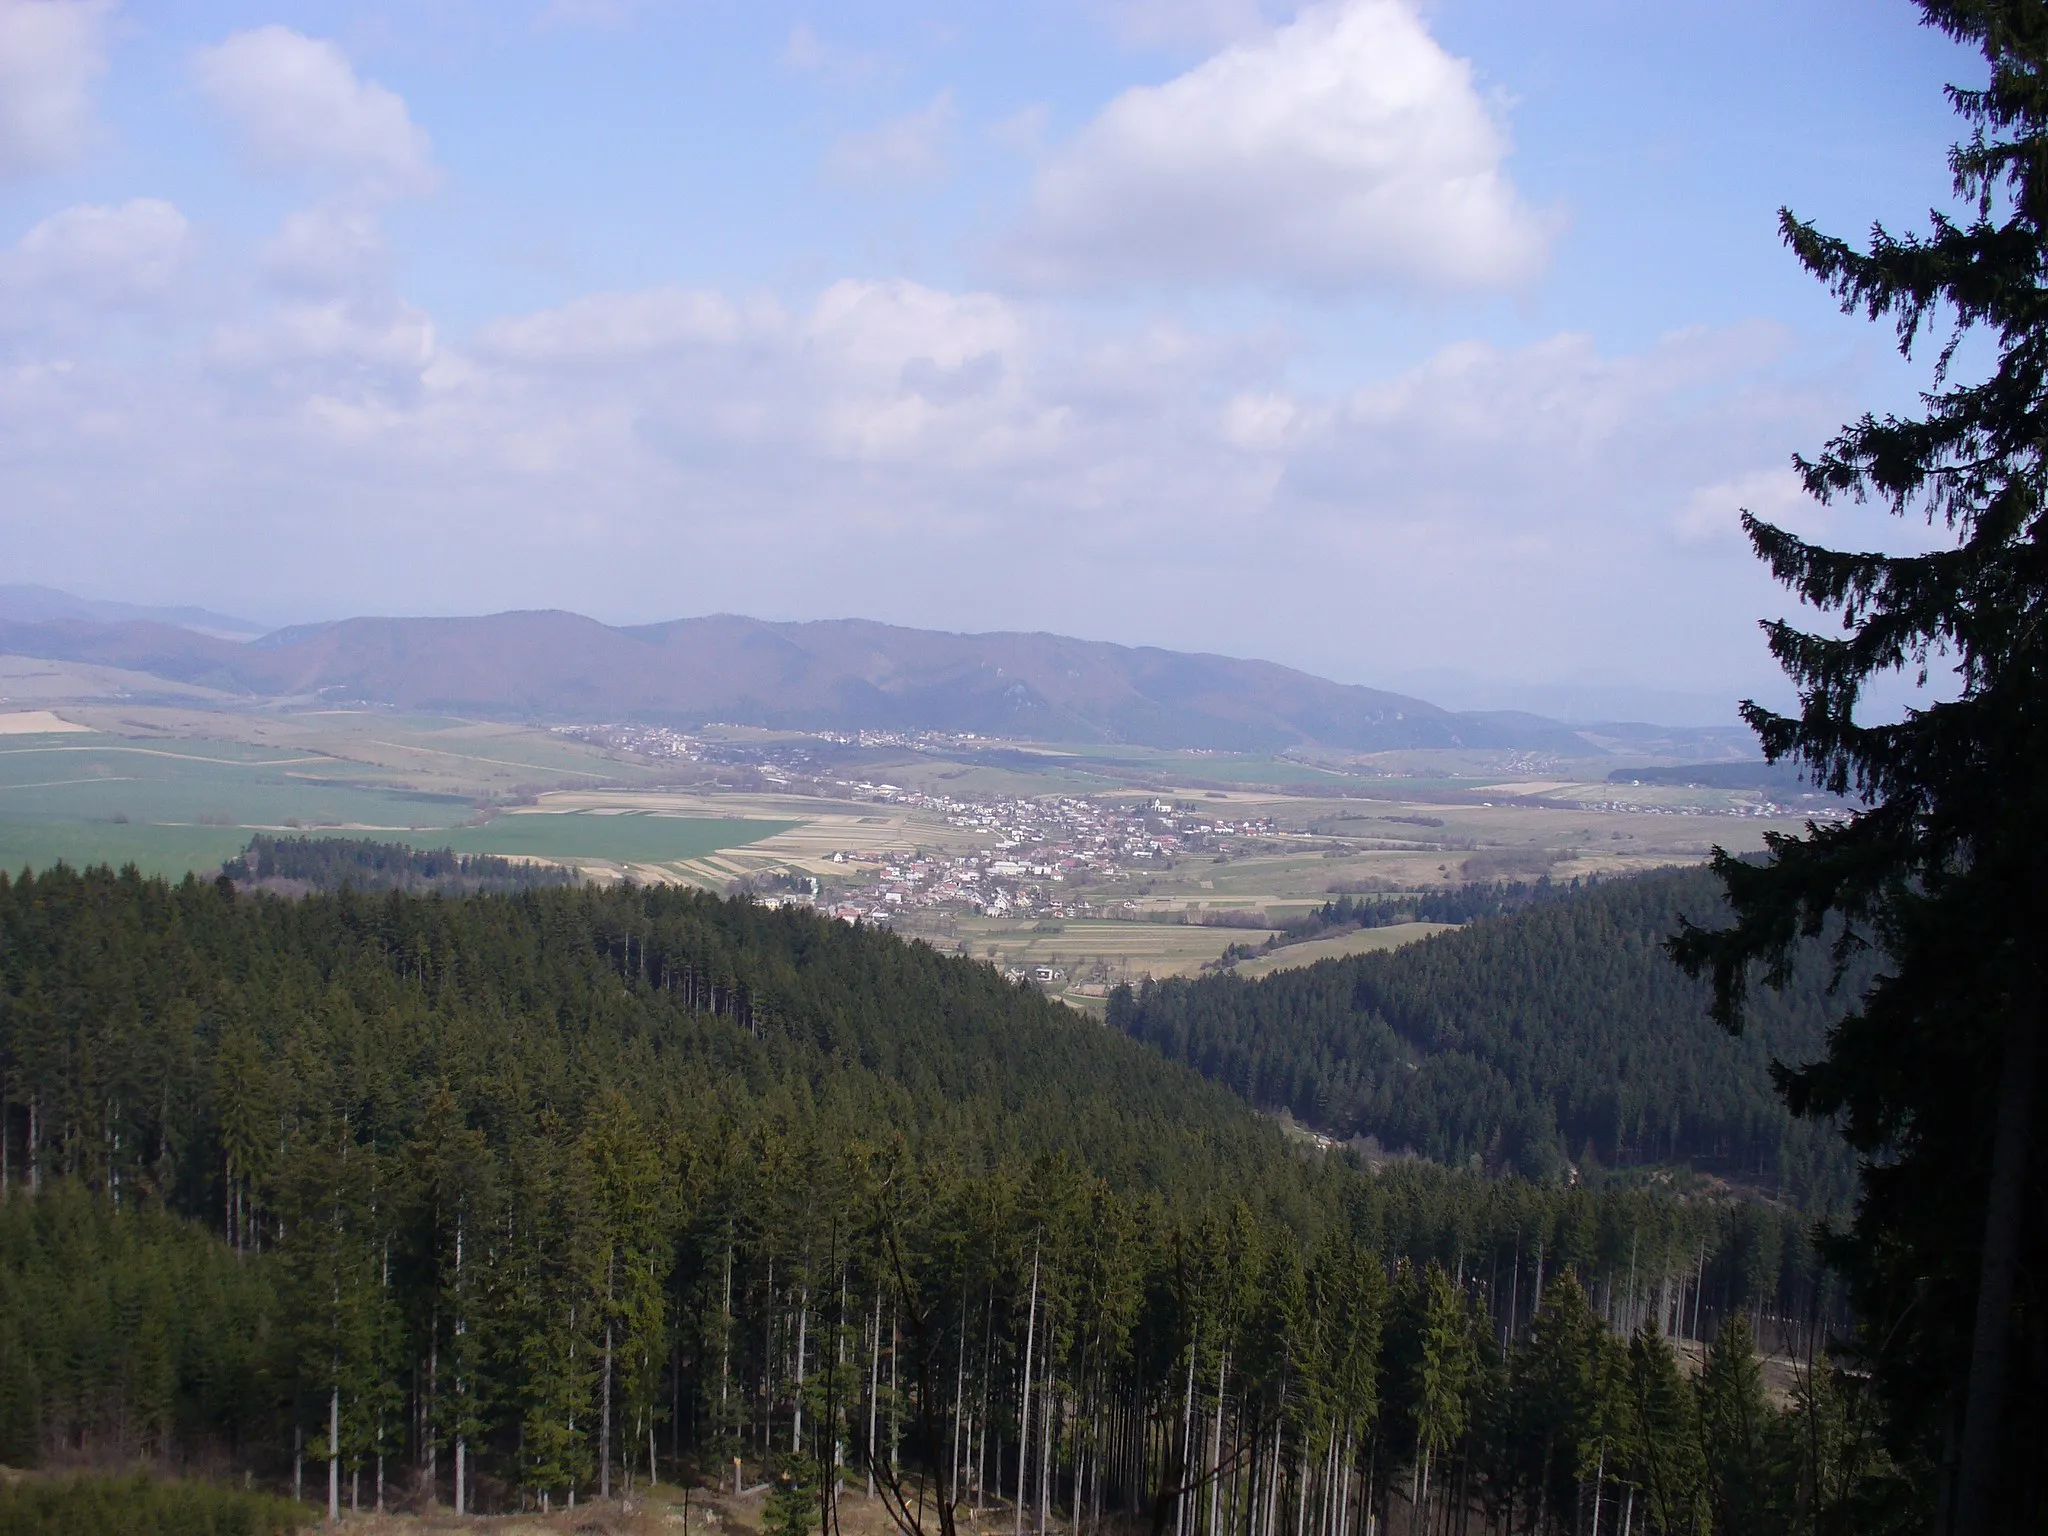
<box><xmin>1695</xmin><ymin>1315</ymin><xmax>1768</xmax><ymax>1535</ymax></box>
<box><xmin>1670</xmin><ymin>4</ymin><xmax>2048</xmax><ymax>1528</ymax></box>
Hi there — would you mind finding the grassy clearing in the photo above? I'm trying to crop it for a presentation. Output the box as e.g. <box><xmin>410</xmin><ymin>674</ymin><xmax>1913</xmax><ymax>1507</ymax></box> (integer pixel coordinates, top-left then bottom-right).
<box><xmin>924</xmin><ymin>916</ymin><xmax>1281</xmax><ymax>981</ymax></box>
<box><xmin>1229</xmin><ymin>921</ymin><xmax>1459</xmax><ymax>977</ymax></box>
<box><xmin>0</xmin><ymin>1471</ymin><xmax>309</xmax><ymax>1533</ymax></box>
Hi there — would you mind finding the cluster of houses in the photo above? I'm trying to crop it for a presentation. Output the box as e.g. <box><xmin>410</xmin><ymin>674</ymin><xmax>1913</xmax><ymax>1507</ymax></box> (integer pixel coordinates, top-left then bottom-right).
<box><xmin>548</xmin><ymin>722</ymin><xmax>1288</xmax><ymax>925</ymax></box>
<box><xmin>813</xmin><ymin>785</ymin><xmax>1277</xmax><ymax>924</ymax></box>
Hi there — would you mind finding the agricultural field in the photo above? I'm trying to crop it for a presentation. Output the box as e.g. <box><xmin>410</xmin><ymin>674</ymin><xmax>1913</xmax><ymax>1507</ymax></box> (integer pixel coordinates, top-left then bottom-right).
<box><xmin>0</xmin><ymin>681</ymin><xmax>1835</xmax><ymax>906</ymax></box>
<box><xmin>0</xmin><ymin>699</ymin><xmax>778</xmax><ymax>878</ymax></box>
<box><xmin>912</xmin><ymin>913</ymin><xmax>1283</xmax><ymax>983</ymax></box>
<box><xmin>431</xmin><ymin>808</ymin><xmax>797</xmax><ymax>884</ymax></box>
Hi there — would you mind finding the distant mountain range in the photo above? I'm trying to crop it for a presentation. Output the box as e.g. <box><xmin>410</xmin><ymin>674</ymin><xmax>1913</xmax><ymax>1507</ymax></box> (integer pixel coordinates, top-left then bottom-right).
<box><xmin>0</xmin><ymin>584</ymin><xmax>265</xmax><ymax>640</ymax></box>
<box><xmin>0</xmin><ymin>592</ymin><xmax>1721</xmax><ymax>754</ymax></box>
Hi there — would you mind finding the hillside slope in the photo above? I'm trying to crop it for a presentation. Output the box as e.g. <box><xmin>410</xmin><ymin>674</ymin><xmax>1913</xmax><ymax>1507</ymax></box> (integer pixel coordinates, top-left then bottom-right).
<box><xmin>0</xmin><ymin>608</ymin><xmax>1586</xmax><ymax>750</ymax></box>
<box><xmin>1109</xmin><ymin>866</ymin><xmax>1860</xmax><ymax>1209</ymax></box>
<box><xmin>0</xmin><ymin>866</ymin><xmax>1835</xmax><ymax>1523</ymax></box>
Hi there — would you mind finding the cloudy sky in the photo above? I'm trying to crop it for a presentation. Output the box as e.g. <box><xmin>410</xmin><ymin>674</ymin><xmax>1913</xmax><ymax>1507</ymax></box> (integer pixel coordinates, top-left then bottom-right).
<box><xmin>0</xmin><ymin>0</ymin><xmax>1974</xmax><ymax>720</ymax></box>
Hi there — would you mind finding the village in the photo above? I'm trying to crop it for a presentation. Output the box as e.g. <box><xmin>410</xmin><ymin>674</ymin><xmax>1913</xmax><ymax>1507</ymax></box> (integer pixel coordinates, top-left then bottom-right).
<box><xmin>802</xmin><ymin>782</ymin><xmax>1279</xmax><ymax>925</ymax></box>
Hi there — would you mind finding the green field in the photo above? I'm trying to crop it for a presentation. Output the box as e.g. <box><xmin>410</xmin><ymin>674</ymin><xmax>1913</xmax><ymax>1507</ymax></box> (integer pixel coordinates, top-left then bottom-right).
<box><xmin>0</xmin><ymin>731</ymin><xmax>794</xmax><ymax>877</ymax></box>
<box><xmin>0</xmin><ymin>736</ymin><xmax>474</xmax><ymax>829</ymax></box>
<box><xmin>0</xmin><ymin>822</ymin><xmax>258</xmax><ymax>878</ymax></box>
<box><xmin>0</xmin><ymin>813</ymin><xmax>797</xmax><ymax>879</ymax></box>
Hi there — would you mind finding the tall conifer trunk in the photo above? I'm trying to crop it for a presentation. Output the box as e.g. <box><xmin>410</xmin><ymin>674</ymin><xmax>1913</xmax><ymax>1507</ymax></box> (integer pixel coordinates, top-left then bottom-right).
<box><xmin>1017</xmin><ymin>1248</ymin><xmax>1039</xmax><ymax>1536</ymax></box>
<box><xmin>328</xmin><ymin>1385</ymin><xmax>341</xmax><ymax>1525</ymax></box>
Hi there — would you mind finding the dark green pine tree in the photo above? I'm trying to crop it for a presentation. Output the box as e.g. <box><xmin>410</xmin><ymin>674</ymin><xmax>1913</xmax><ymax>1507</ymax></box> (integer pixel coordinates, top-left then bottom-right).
<box><xmin>1671</xmin><ymin>5</ymin><xmax>2048</xmax><ymax>1529</ymax></box>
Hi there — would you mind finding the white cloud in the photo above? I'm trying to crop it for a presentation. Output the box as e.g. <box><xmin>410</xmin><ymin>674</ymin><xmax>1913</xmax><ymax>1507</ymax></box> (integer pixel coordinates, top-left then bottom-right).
<box><xmin>211</xmin><ymin>295</ymin><xmax>434</xmax><ymax>377</ymax></box>
<box><xmin>0</xmin><ymin>234</ymin><xmax>1854</xmax><ymax>694</ymax></box>
<box><xmin>0</xmin><ymin>0</ymin><xmax>111</xmax><ymax>176</ymax></box>
<box><xmin>1674</xmin><ymin>465</ymin><xmax>1839</xmax><ymax>548</ymax></box>
<box><xmin>824</xmin><ymin>92</ymin><xmax>956</xmax><ymax>187</ymax></box>
<box><xmin>1676</xmin><ymin>466</ymin><xmax>1797</xmax><ymax>545</ymax></box>
<box><xmin>193</xmin><ymin>27</ymin><xmax>438</xmax><ymax>198</ymax></box>
<box><xmin>260</xmin><ymin>202</ymin><xmax>390</xmax><ymax>294</ymax></box>
<box><xmin>475</xmin><ymin>286</ymin><xmax>748</xmax><ymax>363</ymax></box>
<box><xmin>1000</xmin><ymin>0</ymin><xmax>1551</xmax><ymax>292</ymax></box>
<box><xmin>1219</xmin><ymin>391</ymin><xmax>1299</xmax><ymax>452</ymax></box>
<box><xmin>1</xmin><ymin>198</ymin><xmax>191</xmax><ymax>309</ymax></box>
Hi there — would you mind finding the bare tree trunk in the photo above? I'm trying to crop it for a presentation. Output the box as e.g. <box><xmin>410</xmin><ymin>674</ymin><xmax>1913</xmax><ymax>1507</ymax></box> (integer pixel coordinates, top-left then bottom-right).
<box><xmin>329</xmin><ymin>1386</ymin><xmax>341</xmax><ymax>1525</ymax></box>
<box><xmin>955</xmin><ymin>1290</ymin><xmax>970</xmax><ymax>1503</ymax></box>
<box><xmin>1177</xmin><ymin>1345</ymin><xmax>1198</xmax><ymax>1536</ymax></box>
<box><xmin>1038</xmin><ymin>1357</ymin><xmax>1053</xmax><ymax>1535</ymax></box>
<box><xmin>1209</xmin><ymin>1353</ymin><xmax>1229</xmax><ymax>1536</ymax></box>
<box><xmin>1017</xmin><ymin>1249</ymin><xmax>1041</xmax><ymax>1536</ymax></box>
<box><xmin>869</xmin><ymin>1295</ymin><xmax>883</xmax><ymax>1498</ymax></box>
<box><xmin>456</xmin><ymin>1215</ymin><xmax>468</xmax><ymax>1515</ymax></box>
<box><xmin>427</xmin><ymin>1324</ymin><xmax>439</xmax><ymax>1495</ymax></box>
<box><xmin>793</xmin><ymin>1285</ymin><xmax>810</xmax><ymax>1456</ymax></box>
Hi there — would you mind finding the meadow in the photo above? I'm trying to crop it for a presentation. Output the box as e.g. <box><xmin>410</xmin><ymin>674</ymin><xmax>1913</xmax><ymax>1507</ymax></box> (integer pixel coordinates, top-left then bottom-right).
<box><xmin>1229</xmin><ymin>920</ymin><xmax>1460</xmax><ymax>976</ymax></box>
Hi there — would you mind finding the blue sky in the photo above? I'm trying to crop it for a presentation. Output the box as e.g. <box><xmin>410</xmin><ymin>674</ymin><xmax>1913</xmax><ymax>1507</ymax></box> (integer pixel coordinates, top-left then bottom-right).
<box><xmin>0</xmin><ymin>0</ymin><xmax>1978</xmax><ymax>721</ymax></box>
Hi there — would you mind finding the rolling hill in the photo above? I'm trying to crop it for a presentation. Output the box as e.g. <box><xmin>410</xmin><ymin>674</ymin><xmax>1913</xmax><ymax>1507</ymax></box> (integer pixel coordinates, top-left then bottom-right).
<box><xmin>1108</xmin><ymin>865</ymin><xmax>1860</xmax><ymax>1210</ymax></box>
<box><xmin>0</xmin><ymin>605</ymin><xmax>1593</xmax><ymax>751</ymax></box>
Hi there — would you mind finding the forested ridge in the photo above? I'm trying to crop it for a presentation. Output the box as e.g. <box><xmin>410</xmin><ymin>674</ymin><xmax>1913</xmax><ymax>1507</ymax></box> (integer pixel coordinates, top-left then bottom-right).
<box><xmin>1110</xmin><ymin>868</ymin><xmax>1858</xmax><ymax>1210</ymax></box>
<box><xmin>224</xmin><ymin>835</ymin><xmax>579</xmax><ymax>896</ymax></box>
<box><xmin>0</xmin><ymin>866</ymin><xmax>1888</xmax><ymax>1530</ymax></box>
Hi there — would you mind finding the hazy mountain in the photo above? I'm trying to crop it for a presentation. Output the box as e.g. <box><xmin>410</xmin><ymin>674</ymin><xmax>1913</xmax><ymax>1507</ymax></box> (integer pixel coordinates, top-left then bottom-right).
<box><xmin>0</xmin><ymin>585</ymin><xmax>264</xmax><ymax>639</ymax></box>
<box><xmin>0</xmin><ymin>605</ymin><xmax>1599</xmax><ymax>752</ymax></box>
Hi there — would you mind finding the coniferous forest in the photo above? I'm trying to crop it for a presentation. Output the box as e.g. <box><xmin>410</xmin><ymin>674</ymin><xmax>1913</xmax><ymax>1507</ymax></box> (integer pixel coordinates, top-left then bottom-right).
<box><xmin>1107</xmin><ymin>867</ymin><xmax>1860</xmax><ymax>1210</ymax></box>
<box><xmin>0</xmin><ymin>864</ymin><xmax>1893</xmax><ymax>1531</ymax></box>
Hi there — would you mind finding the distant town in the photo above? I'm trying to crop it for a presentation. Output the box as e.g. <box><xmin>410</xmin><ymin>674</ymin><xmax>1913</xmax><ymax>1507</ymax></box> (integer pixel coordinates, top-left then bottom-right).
<box><xmin>805</xmin><ymin>785</ymin><xmax>1276</xmax><ymax>924</ymax></box>
<box><xmin>550</xmin><ymin>721</ymin><xmax>1839</xmax><ymax>928</ymax></box>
